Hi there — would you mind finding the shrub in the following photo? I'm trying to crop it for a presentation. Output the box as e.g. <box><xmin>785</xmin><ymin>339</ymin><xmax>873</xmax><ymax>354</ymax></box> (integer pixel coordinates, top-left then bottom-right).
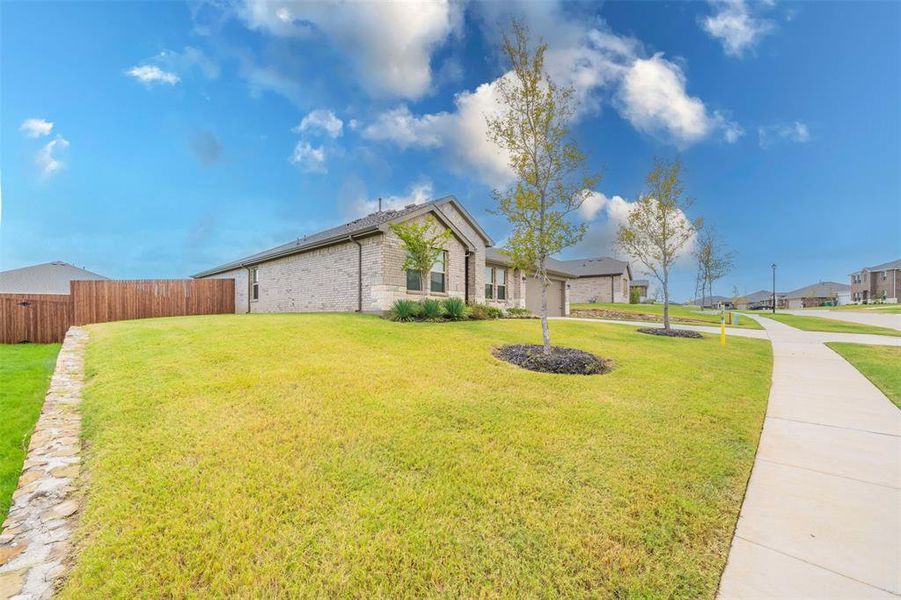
<box><xmin>420</xmin><ymin>298</ymin><xmax>445</xmax><ymax>321</ymax></box>
<box><xmin>629</xmin><ymin>288</ymin><xmax>641</xmax><ymax>304</ymax></box>
<box><xmin>505</xmin><ymin>307</ymin><xmax>533</xmax><ymax>319</ymax></box>
<box><xmin>387</xmin><ymin>299</ymin><xmax>423</xmax><ymax>322</ymax></box>
<box><xmin>442</xmin><ymin>297</ymin><xmax>469</xmax><ymax>321</ymax></box>
<box><xmin>469</xmin><ymin>303</ymin><xmax>502</xmax><ymax>320</ymax></box>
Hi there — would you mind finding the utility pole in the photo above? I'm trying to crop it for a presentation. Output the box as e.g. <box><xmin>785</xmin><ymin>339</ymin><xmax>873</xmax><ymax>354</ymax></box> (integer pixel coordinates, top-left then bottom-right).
<box><xmin>771</xmin><ymin>263</ymin><xmax>777</xmax><ymax>314</ymax></box>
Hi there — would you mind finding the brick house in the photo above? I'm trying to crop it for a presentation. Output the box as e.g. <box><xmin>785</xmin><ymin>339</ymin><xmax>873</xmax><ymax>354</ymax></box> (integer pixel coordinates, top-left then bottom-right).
<box><xmin>554</xmin><ymin>257</ymin><xmax>632</xmax><ymax>304</ymax></box>
<box><xmin>782</xmin><ymin>281</ymin><xmax>850</xmax><ymax>309</ymax></box>
<box><xmin>850</xmin><ymin>259</ymin><xmax>900</xmax><ymax>304</ymax></box>
<box><xmin>194</xmin><ymin>196</ymin><xmax>590</xmax><ymax>317</ymax></box>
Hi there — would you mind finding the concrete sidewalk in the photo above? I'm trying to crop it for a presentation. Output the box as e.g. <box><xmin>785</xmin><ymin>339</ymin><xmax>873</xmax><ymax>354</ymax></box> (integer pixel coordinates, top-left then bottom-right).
<box><xmin>718</xmin><ymin>315</ymin><xmax>901</xmax><ymax>598</ymax></box>
<box><xmin>784</xmin><ymin>309</ymin><xmax>901</xmax><ymax>332</ymax></box>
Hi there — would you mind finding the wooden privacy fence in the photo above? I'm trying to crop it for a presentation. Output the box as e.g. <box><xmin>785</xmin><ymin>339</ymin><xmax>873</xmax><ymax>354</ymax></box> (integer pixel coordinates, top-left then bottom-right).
<box><xmin>0</xmin><ymin>294</ymin><xmax>74</xmax><ymax>344</ymax></box>
<box><xmin>0</xmin><ymin>279</ymin><xmax>235</xmax><ymax>343</ymax></box>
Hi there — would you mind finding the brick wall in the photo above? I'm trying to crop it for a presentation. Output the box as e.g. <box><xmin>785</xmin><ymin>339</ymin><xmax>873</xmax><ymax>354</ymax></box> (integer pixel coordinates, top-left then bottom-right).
<box><xmin>485</xmin><ymin>262</ymin><xmax>525</xmax><ymax>309</ymax></box>
<box><xmin>437</xmin><ymin>203</ymin><xmax>488</xmax><ymax>303</ymax></box>
<box><xmin>568</xmin><ymin>274</ymin><xmax>631</xmax><ymax>303</ymax></box>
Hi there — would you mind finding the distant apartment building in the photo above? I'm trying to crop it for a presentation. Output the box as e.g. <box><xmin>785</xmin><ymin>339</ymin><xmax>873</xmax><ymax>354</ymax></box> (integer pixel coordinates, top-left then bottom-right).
<box><xmin>850</xmin><ymin>259</ymin><xmax>900</xmax><ymax>304</ymax></box>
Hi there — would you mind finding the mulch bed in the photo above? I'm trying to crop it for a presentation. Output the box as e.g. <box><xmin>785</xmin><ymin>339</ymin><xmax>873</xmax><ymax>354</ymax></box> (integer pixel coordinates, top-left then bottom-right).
<box><xmin>637</xmin><ymin>327</ymin><xmax>703</xmax><ymax>339</ymax></box>
<box><xmin>493</xmin><ymin>344</ymin><xmax>611</xmax><ymax>375</ymax></box>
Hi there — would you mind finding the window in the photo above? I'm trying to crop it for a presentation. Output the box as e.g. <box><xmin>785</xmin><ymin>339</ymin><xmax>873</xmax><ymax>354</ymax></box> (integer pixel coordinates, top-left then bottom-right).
<box><xmin>251</xmin><ymin>267</ymin><xmax>260</xmax><ymax>301</ymax></box>
<box><xmin>484</xmin><ymin>266</ymin><xmax>494</xmax><ymax>299</ymax></box>
<box><xmin>430</xmin><ymin>251</ymin><xmax>447</xmax><ymax>293</ymax></box>
<box><xmin>882</xmin><ymin>272</ymin><xmax>887</xmax><ymax>281</ymax></box>
<box><xmin>496</xmin><ymin>268</ymin><xmax>506</xmax><ymax>300</ymax></box>
<box><xmin>406</xmin><ymin>269</ymin><xmax>422</xmax><ymax>291</ymax></box>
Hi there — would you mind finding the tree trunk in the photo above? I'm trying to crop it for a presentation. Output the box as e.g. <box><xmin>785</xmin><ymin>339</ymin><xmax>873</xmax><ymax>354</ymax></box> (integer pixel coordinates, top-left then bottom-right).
<box><xmin>662</xmin><ymin>268</ymin><xmax>671</xmax><ymax>330</ymax></box>
<box><xmin>539</xmin><ymin>259</ymin><xmax>551</xmax><ymax>354</ymax></box>
<box><xmin>422</xmin><ymin>271</ymin><xmax>428</xmax><ymax>298</ymax></box>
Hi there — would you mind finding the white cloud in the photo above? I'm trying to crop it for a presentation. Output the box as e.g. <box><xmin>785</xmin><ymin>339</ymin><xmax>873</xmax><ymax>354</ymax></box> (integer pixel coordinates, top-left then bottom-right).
<box><xmin>239</xmin><ymin>0</ymin><xmax>461</xmax><ymax>99</ymax></box>
<box><xmin>570</xmin><ymin>190</ymin><xmax>696</xmax><ymax>267</ymax></box>
<box><xmin>700</xmin><ymin>0</ymin><xmax>774</xmax><ymax>58</ymax></box>
<box><xmin>350</xmin><ymin>179</ymin><xmax>434</xmax><ymax>216</ymax></box>
<box><xmin>294</xmin><ymin>109</ymin><xmax>343</xmax><ymax>138</ymax></box>
<box><xmin>616</xmin><ymin>54</ymin><xmax>740</xmax><ymax>147</ymax></box>
<box><xmin>20</xmin><ymin>118</ymin><xmax>53</xmax><ymax>138</ymax></box>
<box><xmin>289</xmin><ymin>141</ymin><xmax>326</xmax><ymax>173</ymax></box>
<box><xmin>758</xmin><ymin>121</ymin><xmax>810</xmax><ymax>148</ymax></box>
<box><xmin>126</xmin><ymin>65</ymin><xmax>180</xmax><ymax>85</ymax></box>
<box><xmin>35</xmin><ymin>136</ymin><xmax>69</xmax><ymax>178</ymax></box>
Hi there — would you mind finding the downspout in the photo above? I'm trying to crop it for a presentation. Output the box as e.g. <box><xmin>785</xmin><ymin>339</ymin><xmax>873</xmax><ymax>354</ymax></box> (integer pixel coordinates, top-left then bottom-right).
<box><xmin>244</xmin><ymin>265</ymin><xmax>252</xmax><ymax>314</ymax></box>
<box><xmin>349</xmin><ymin>235</ymin><xmax>363</xmax><ymax>312</ymax></box>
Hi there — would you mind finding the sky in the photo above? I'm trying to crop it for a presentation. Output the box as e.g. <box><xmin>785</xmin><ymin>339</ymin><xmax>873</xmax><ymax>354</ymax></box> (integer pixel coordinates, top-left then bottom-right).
<box><xmin>2</xmin><ymin>0</ymin><xmax>899</xmax><ymax>301</ymax></box>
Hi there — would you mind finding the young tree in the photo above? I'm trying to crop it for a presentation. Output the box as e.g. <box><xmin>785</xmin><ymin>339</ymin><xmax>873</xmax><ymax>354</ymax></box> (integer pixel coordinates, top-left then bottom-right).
<box><xmin>616</xmin><ymin>157</ymin><xmax>702</xmax><ymax>330</ymax></box>
<box><xmin>694</xmin><ymin>226</ymin><xmax>734</xmax><ymax>306</ymax></box>
<box><xmin>389</xmin><ymin>216</ymin><xmax>452</xmax><ymax>297</ymax></box>
<box><xmin>487</xmin><ymin>20</ymin><xmax>599</xmax><ymax>353</ymax></box>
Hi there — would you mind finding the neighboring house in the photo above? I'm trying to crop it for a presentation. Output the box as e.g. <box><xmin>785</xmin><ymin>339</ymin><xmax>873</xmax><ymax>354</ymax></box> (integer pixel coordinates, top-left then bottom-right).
<box><xmin>630</xmin><ymin>279</ymin><xmax>649</xmax><ymax>302</ymax></box>
<box><xmin>194</xmin><ymin>196</ymin><xmax>578</xmax><ymax>316</ymax></box>
<box><xmin>0</xmin><ymin>261</ymin><xmax>108</xmax><ymax>295</ymax></box>
<box><xmin>783</xmin><ymin>281</ymin><xmax>851</xmax><ymax>309</ymax></box>
<box><xmin>850</xmin><ymin>259</ymin><xmax>900</xmax><ymax>304</ymax></box>
<box><xmin>689</xmin><ymin>295</ymin><xmax>734</xmax><ymax>309</ymax></box>
<box><xmin>554</xmin><ymin>257</ymin><xmax>632</xmax><ymax>304</ymax></box>
<box><xmin>735</xmin><ymin>289</ymin><xmax>786</xmax><ymax>310</ymax></box>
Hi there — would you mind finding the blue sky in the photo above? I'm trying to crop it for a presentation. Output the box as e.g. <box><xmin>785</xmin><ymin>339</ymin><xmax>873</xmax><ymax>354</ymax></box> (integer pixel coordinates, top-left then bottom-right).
<box><xmin>2</xmin><ymin>0</ymin><xmax>899</xmax><ymax>300</ymax></box>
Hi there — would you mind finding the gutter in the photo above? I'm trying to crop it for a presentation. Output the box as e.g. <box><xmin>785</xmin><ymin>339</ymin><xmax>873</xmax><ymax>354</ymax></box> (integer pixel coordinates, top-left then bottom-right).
<box><xmin>349</xmin><ymin>235</ymin><xmax>362</xmax><ymax>312</ymax></box>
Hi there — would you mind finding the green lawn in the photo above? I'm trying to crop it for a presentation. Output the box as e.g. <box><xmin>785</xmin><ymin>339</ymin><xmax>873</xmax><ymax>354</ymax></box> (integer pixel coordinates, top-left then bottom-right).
<box><xmin>571</xmin><ymin>302</ymin><xmax>762</xmax><ymax>330</ymax></box>
<box><xmin>750</xmin><ymin>312</ymin><xmax>901</xmax><ymax>337</ymax></box>
<box><xmin>815</xmin><ymin>304</ymin><xmax>901</xmax><ymax>314</ymax></box>
<box><xmin>827</xmin><ymin>343</ymin><xmax>901</xmax><ymax>408</ymax></box>
<box><xmin>0</xmin><ymin>343</ymin><xmax>60</xmax><ymax>519</ymax></box>
<box><xmin>62</xmin><ymin>314</ymin><xmax>771</xmax><ymax>598</ymax></box>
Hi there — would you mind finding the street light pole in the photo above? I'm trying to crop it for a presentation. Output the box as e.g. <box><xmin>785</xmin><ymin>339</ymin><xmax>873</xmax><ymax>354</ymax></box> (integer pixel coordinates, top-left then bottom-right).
<box><xmin>771</xmin><ymin>263</ymin><xmax>777</xmax><ymax>314</ymax></box>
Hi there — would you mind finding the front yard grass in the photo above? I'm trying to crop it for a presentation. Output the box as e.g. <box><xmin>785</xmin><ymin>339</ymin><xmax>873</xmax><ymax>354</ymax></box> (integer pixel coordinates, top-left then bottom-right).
<box><xmin>571</xmin><ymin>302</ymin><xmax>762</xmax><ymax>330</ymax></box>
<box><xmin>827</xmin><ymin>343</ymin><xmax>901</xmax><ymax>408</ymax></box>
<box><xmin>62</xmin><ymin>314</ymin><xmax>771</xmax><ymax>598</ymax></box>
<box><xmin>0</xmin><ymin>343</ymin><xmax>60</xmax><ymax>519</ymax></box>
<box><xmin>754</xmin><ymin>312</ymin><xmax>901</xmax><ymax>337</ymax></box>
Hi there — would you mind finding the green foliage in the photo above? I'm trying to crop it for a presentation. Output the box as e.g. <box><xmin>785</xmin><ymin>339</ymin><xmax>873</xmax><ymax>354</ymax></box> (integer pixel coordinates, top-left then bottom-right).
<box><xmin>442</xmin><ymin>297</ymin><xmax>469</xmax><ymax>321</ymax></box>
<box><xmin>505</xmin><ymin>307</ymin><xmax>534</xmax><ymax>318</ymax></box>
<box><xmin>389</xmin><ymin>217</ymin><xmax>452</xmax><ymax>295</ymax></box>
<box><xmin>420</xmin><ymin>298</ymin><xmax>445</xmax><ymax>321</ymax></box>
<box><xmin>629</xmin><ymin>288</ymin><xmax>641</xmax><ymax>304</ymax></box>
<box><xmin>487</xmin><ymin>20</ymin><xmax>599</xmax><ymax>350</ymax></box>
<box><xmin>387</xmin><ymin>299</ymin><xmax>423</xmax><ymax>322</ymax></box>
<box><xmin>469</xmin><ymin>303</ymin><xmax>503</xmax><ymax>320</ymax></box>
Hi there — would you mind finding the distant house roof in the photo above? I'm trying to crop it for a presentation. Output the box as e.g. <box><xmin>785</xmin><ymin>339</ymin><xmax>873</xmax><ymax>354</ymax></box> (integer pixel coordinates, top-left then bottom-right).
<box><xmin>554</xmin><ymin>257</ymin><xmax>631</xmax><ymax>279</ymax></box>
<box><xmin>784</xmin><ymin>281</ymin><xmax>850</xmax><ymax>299</ymax></box>
<box><xmin>193</xmin><ymin>196</ymin><xmax>493</xmax><ymax>278</ymax></box>
<box><xmin>739</xmin><ymin>289</ymin><xmax>786</xmax><ymax>303</ymax></box>
<box><xmin>0</xmin><ymin>261</ymin><xmax>108</xmax><ymax>295</ymax></box>
<box><xmin>630</xmin><ymin>279</ymin><xmax>649</xmax><ymax>287</ymax></box>
<box><xmin>855</xmin><ymin>258</ymin><xmax>901</xmax><ymax>274</ymax></box>
<box><xmin>689</xmin><ymin>295</ymin><xmax>733</xmax><ymax>306</ymax></box>
<box><xmin>484</xmin><ymin>248</ymin><xmax>577</xmax><ymax>278</ymax></box>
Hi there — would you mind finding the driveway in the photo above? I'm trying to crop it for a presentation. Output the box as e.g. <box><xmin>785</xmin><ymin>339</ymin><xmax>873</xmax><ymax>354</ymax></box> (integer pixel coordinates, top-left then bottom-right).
<box><xmin>718</xmin><ymin>314</ymin><xmax>900</xmax><ymax>598</ymax></box>
<box><xmin>784</xmin><ymin>308</ymin><xmax>901</xmax><ymax>331</ymax></box>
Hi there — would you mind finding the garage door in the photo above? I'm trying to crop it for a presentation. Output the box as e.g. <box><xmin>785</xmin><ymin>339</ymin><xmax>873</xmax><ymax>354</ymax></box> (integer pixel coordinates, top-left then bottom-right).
<box><xmin>525</xmin><ymin>276</ymin><xmax>565</xmax><ymax>316</ymax></box>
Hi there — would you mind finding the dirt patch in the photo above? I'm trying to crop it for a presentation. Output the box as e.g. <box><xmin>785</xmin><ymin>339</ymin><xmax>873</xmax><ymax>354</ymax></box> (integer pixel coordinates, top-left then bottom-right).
<box><xmin>493</xmin><ymin>344</ymin><xmax>611</xmax><ymax>375</ymax></box>
<box><xmin>637</xmin><ymin>327</ymin><xmax>703</xmax><ymax>339</ymax></box>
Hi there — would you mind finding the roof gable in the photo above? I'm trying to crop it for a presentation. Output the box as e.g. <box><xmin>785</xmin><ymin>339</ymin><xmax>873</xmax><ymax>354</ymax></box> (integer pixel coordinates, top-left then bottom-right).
<box><xmin>0</xmin><ymin>261</ymin><xmax>109</xmax><ymax>295</ymax></box>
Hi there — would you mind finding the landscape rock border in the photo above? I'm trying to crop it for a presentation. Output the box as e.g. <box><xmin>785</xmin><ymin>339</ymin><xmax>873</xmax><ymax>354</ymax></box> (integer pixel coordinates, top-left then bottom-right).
<box><xmin>493</xmin><ymin>344</ymin><xmax>611</xmax><ymax>375</ymax></box>
<box><xmin>637</xmin><ymin>327</ymin><xmax>703</xmax><ymax>339</ymax></box>
<box><xmin>0</xmin><ymin>327</ymin><xmax>87</xmax><ymax>599</ymax></box>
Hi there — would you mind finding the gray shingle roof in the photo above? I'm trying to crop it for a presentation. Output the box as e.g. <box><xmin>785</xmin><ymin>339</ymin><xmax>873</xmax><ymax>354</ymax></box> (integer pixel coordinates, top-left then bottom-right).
<box><xmin>784</xmin><ymin>281</ymin><xmax>850</xmax><ymax>299</ymax></box>
<box><xmin>863</xmin><ymin>258</ymin><xmax>901</xmax><ymax>272</ymax></box>
<box><xmin>0</xmin><ymin>261</ymin><xmax>108</xmax><ymax>295</ymax></box>
<box><xmin>630</xmin><ymin>279</ymin><xmax>649</xmax><ymax>287</ymax></box>
<box><xmin>555</xmin><ymin>257</ymin><xmax>630</xmax><ymax>277</ymax></box>
<box><xmin>484</xmin><ymin>248</ymin><xmax>578</xmax><ymax>277</ymax></box>
<box><xmin>193</xmin><ymin>196</ymin><xmax>491</xmax><ymax>278</ymax></box>
<box><xmin>738</xmin><ymin>289</ymin><xmax>785</xmax><ymax>303</ymax></box>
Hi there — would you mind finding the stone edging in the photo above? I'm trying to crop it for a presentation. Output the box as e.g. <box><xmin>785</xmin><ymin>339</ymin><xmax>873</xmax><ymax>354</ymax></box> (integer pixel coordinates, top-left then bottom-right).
<box><xmin>0</xmin><ymin>327</ymin><xmax>88</xmax><ymax>600</ymax></box>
